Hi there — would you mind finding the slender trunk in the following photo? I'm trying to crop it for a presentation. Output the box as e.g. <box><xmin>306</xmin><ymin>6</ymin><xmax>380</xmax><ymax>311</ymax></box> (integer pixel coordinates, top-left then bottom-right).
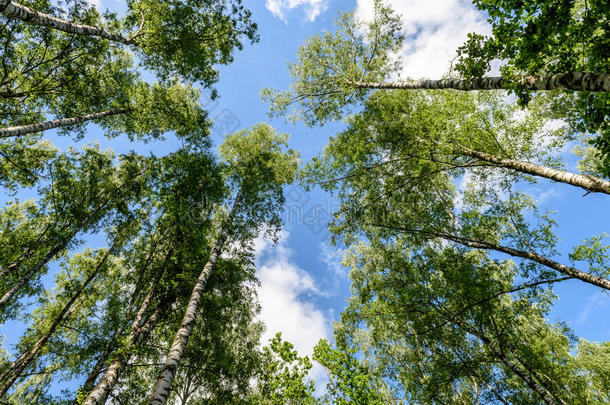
<box><xmin>351</xmin><ymin>72</ymin><xmax>610</xmax><ymax>92</ymax></box>
<box><xmin>492</xmin><ymin>346</ymin><xmax>559</xmax><ymax>405</ymax></box>
<box><xmin>461</xmin><ymin>148</ymin><xmax>610</xmax><ymax>195</ymax></box>
<box><xmin>0</xmin><ymin>109</ymin><xmax>132</xmax><ymax>139</ymax></box>
<box><xmin>509</xmin><ymin>350</ymin><xmax>568</xmax><ymax>405</ymax></box>
<box><xmin>148</xmin><ymin>189</ymin><xmax>244</xmax><ymax>405</ymax></box>
<box><xmin>75</xmin><ymin>327</ymin><xmax>122</xmax><ymax>404</ymax></box>
<box><xmin>0</xmin><ymin>199</ymin><xmax>110</xmax><ymax>310</ymax></box>
<box><xmin>0</xmin><ymin>244</ymin><xmax>116</xmax><ymax>399</ymax></box>
<box><xmin>82</xmin><ymin>252</ymin><xmax>170</xmax><ymax>405</ymax></box>
<box><xmin>438</xmin><ymin>233</ymin><xmax>610</xmax><ymax>290</ymax></box>
<box><xmin>74</xmin><ymin>273</ymin><xmax>150</xmax><ymax>405</ymax></box>
<box><xmin>369</xmin><ymin>223</ymin><xmax>610</xmax><ymax>290</ymax></box>
<box><xmin>82</xmin><ymin>299</ymin><xmax>161</xmax><ymax>405</ymax></box>
<box><xmin>0</xmin><ymin>222</ymin><xmax>53</xmax><ymax>281</ymax></box>
<box><xmin>455</xmin><ymin>322</ymin><xmax>561</xmax><ymax>405</ymax></box>
<box><xmin>0</xmin><ymin>1</ymin><xmax>134</xmax><ymax>44</ymax></box>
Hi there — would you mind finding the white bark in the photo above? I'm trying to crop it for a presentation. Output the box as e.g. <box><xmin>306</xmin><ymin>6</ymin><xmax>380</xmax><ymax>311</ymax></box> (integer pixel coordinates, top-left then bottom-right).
<box><xmin>0</xmin><ymin>0</ymin><xmax>134</xmax><ymax>44</ymax></box>
<box><xmin>352</xmin><ymin>72</ymin><xmax>610</xmax><ymax>92</ymax></box>
<box><xmin>0</xmin><ymin>109</ymin><xmax>132</xmax><ymax>138</ymax></box>
<box><xmin>82</xmin><ymin>293</ymin><xmax>160</xmax><ymax>405</ymax></box>
<box><xmin>148</xmin><ymin>190</ymin><xmax>243</xmax><ymax>405</ymax></box>
<box><xmin>462</xmin><ymin>148</ymin><xmax>610</xmax><ymax>195</ymax></box>
<box><xmin>440</xmin><ymin>233</ymin><xmax>610</xmax><ymax>290</ymax></box>
<box><xmin>81</xmin><ymin>247</ymin><xmax>168</xmax><ymax>405</ymax></box>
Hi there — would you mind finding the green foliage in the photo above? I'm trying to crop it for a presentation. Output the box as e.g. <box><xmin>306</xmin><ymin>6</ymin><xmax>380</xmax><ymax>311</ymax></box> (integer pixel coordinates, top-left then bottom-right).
<box><xmin>298</xmin><ymin>73</ymin><xmax>610</xmax><ymax>402</ymax></box>
<box><xmin>0</xmin><ymin>137</ymin><xmax>58</xmax><ymax>192</ymax></box>
<box><xmin>249</xmin><ymin>332</ymin><xmax>317</xmax><ymax>405</ymax></box>
<box><xmin>570</xmin><ymin>234</ymin><xmax>610</xmax><ymax>278</ymax></box>
<box><xmin>220</xmin><ymin>123</ymin><xmax>299</xmax><ymax>241</ymax></box>
<box><xmin>336</xmin><ymin>242</ymin><xmax>610</xmax><ymax>403</ymax></box>
<box><xmin>125</xmin><ymin>0</ymin><xmax>258</xmax><ymax>85</ymax></box>
<box><xmin>263</xmin><ymin>0</ymin><xmax>404</xmax><ymax>126</ymax></box>
<box><xmin>0</xmin><ymin>145</ymin><xmax>150</xmax><ymax>321</ymax></box>
<box><xmin>455</xmin><ymin>0</ymin><xmax>610</xmax><ymax>175</ymax></box>
<box><xmin>313</xmin><ymin>339</ymin><xmax>390</xmax><ymax>404</ymax></box>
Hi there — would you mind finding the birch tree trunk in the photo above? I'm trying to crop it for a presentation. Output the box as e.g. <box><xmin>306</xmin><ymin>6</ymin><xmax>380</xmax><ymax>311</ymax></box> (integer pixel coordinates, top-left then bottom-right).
<box><xmin>82</xmin><ymin>296</ymin><xmax>161</xmax><ymax>405</ymax></box>
<box><xmin>0</xmin><ymin>0</ymin><xmax>134</xmax><ymax>44</ymax></box>
<box><xmin>0</xmin><ymin>244</ymin><xmax>116</xmax><ymax>399</ymax></box>
<box><xmin>487</xmin><ymin>342</ymin><xmax>561</xmax><ymax>405</ymax></box>
<box><xmin>0</xmin><ymin>109</ymin><xmax>132</xmax><ymax>139</ymax></box>
<box><xmin>81</xmin><ymin>252</ymin><xmax>169</xmax><ymax>405</ymax></box>
<box><xmin>437</xmin><ymin>233</ymin><xmax>610</xmax><ymax>290</ymax></box>
<box><xmin>455</xmin><ymin>320</ymin><xmax>562</xmax><ymax>405</ymax></box>
<box><xmin>352</xmin><ymin>72</ymin><xmax>610</xmax><ymax>92</ymax></box>
<box><xmin>461</xmin><ymin>148</ymin><xmax>610</xmax><ymax>195</ymax></box>
<box><xmin>0</xmin><ymin>199</ymin><xmax>110</xmax><ymax>310</ymax></box>
<box><xmin>75</xmin><ymin>328</ymin><xmax>122</xmax><ymax>404</ymax></box>
<box><xmin>370</xmin><ymin>224</ymin><xmax>610</xmax><ymax>290</ymax></box>
<box><xmin>148</xmin><ymin>189</ymin><xmax>243</xmax><ymax>405</ymax></box>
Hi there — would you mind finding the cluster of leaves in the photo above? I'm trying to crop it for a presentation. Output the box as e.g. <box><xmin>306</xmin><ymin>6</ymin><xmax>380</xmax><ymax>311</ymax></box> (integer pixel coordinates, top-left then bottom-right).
<box><xmin>0</xmin><ymin>0</ymin><xmax>311</xmax><ymax>403</ymax></box>
<box><xmin>456</xmin><ymin>0</ymin><xmax>610</xmax><ymax>175</ymax></box>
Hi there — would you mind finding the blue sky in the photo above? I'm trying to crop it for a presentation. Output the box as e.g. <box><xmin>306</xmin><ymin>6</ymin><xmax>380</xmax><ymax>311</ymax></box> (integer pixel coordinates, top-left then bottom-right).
<box><xmin>211</xmin><ymin>0</ymin><xmax>610</xmax><ymax>358</ymax></box>
<box><xmin>2</xmin><ymin>0</ymin><xmax>609</xmax><ymax>395</ymax></box>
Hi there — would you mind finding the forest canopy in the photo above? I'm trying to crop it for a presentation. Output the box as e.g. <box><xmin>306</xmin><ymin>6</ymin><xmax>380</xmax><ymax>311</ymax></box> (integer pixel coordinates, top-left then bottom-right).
<box><xmin>0</xmin><ymin>0</ymin><xmax>608</xmax><ymax>404</ymax></box>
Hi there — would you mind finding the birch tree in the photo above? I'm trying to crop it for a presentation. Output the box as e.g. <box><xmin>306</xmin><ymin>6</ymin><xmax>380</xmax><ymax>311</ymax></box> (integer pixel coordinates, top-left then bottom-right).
<box><xmin>0</xmin><ymin>29</ymin><xmax>210</xmax><ymax>146</ymax></box>
<box><xmin>0</xmin><ymin>240</ymin><xmax>126</xmax><ymax>398</ymax></box>
<box><xmin>149</xmin><ymin>124</ymin><xmax>298</xmax><ymax>405</ymax></box>
<box><xmin>333</xmin><ymin>242</ymin><xmax>610</xmax><ymax>403</ymax></box>
<box><xmin>1</xmin><ymin>0</ymin><xmax>258</xmax><ymax>84</ymax></box>
<box><xmin>265</xmin><ymin>0</ymin><xmax>609</xmax><ymax>173</ymax></box>
<box><xmin>300</xmin><ymin>90</ymin><xmax>610</xmax><ymax>290</ymax></box>
<box><xmin>455</xmin><ymin>0</ymin><xmax>610</xmax><ymax>175</ymax></box>
<box><xmin>0</xmin><ymin>146</ymin><xmax>149</xmax><ymax>319</ymax></box>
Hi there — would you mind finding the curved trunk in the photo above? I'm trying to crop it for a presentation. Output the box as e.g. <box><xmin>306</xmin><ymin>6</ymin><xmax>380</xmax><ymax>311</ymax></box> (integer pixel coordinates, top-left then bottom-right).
<box><xmin>369</xmin><ymin>223</ymin><xmax>610</xmax><ymax>290</ymax></box>
<box><xmin>460</xmin><ymin>148</ymin><xmax>610</xmax><ymax>195</ymax></box>
<box><xmin>438</xmin><ymin>233</ymin><xmax>610</xmax><ymax>290</ymax></box>
<box><xmin>0</xmin><ymin>1</ymin><xmax>134</xmax><ymax>44</ymax></box>
<box><xmin>148</xmin><ymin>189</ymin><xmax>243</xmax><ymax>405</ymax></box>
<box><xmin>0</xmin><ymin>199</ymin><xmax>110</xmax><ymax>310</ymax></box>
<box><xmin>352</xmin><ymin>72</ymin><xmax>610</xmax><ymax>92</ymax></box>
<box><xmin>0</xmin><ymin>245</ymin><xmax>115</xmax><ymax>399</ymax></box>
<box><xmin>0</xmin><ymin>109</ymin><xmax>132</xmax><ymax>139</ymax></box>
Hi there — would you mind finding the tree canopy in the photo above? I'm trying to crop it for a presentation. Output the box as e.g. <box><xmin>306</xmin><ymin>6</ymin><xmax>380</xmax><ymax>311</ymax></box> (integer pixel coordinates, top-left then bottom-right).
<box><xmin>1</xmin><ymin>0</ymin><xmax>609</xmax><ymax>403</ymax></box>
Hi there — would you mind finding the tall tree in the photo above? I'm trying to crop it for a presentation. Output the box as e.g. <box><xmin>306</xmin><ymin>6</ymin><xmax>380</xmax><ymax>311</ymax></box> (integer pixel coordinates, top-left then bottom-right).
<box><xmin>149</xmin><ymin>124</ymin><xmax>298</xmax><ymax>404</ymax></box>
<box><xmin>0</xmin><ymin>239</ymin><xmax>127</xmax><ymax>398</ymax></box>
<box><xmin>455</xmin><ymin>0</ymin><xmax>610</xmax><ymax>175</ymax></box>
<box><xmin>1</xmin><ymin>0</ymin><xmax>258</xmax><ymax>84</ymax></box>
<box><xmin>301</xmin><ymin>89</ymin><xmax>610</xmax><ymax>290</ymax></box>
<box><xmin>77</xmin><ymin>147</ymin><xmax>225</xmax><ymax>404</ymax></box>
<box><xmin>0</xmin><ymin>146</ymin><xmax>149</xmax><ymax>319</ymax></box>
<box><xmin>265</xmin><ymin>0</ymin><xmax>609</xmax><ymax>174</ymax></box>
<box><xmin>334</xmin><ymin>242</ymin><xmax>610</xmax><ymax>404</ymax></box>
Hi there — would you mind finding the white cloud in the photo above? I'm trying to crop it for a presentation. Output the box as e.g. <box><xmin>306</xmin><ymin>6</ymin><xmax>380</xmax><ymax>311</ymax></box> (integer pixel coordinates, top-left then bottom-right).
<box><xmin>266</xmin><ymin>0</ymin><xmax>329</xmax><ymax>23</ymax></box>
<box><xmin>319</xmin><ymin>243</ymin><xmax>346</xmax><ymax>277</ymax></box>
<box><xmin>355</xmin><ymin>0</ymin><xmax>491</xmax><ymax>79</ymax></box>
<box><xmin>254</xmin><ymin>231</ymin><xmax>330</xmax><ymax>359</ymax></box>
<box><xmin>577</xmin><ymin>292</ymin><xmax>610</xmax><ymax>325</ymax></box>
